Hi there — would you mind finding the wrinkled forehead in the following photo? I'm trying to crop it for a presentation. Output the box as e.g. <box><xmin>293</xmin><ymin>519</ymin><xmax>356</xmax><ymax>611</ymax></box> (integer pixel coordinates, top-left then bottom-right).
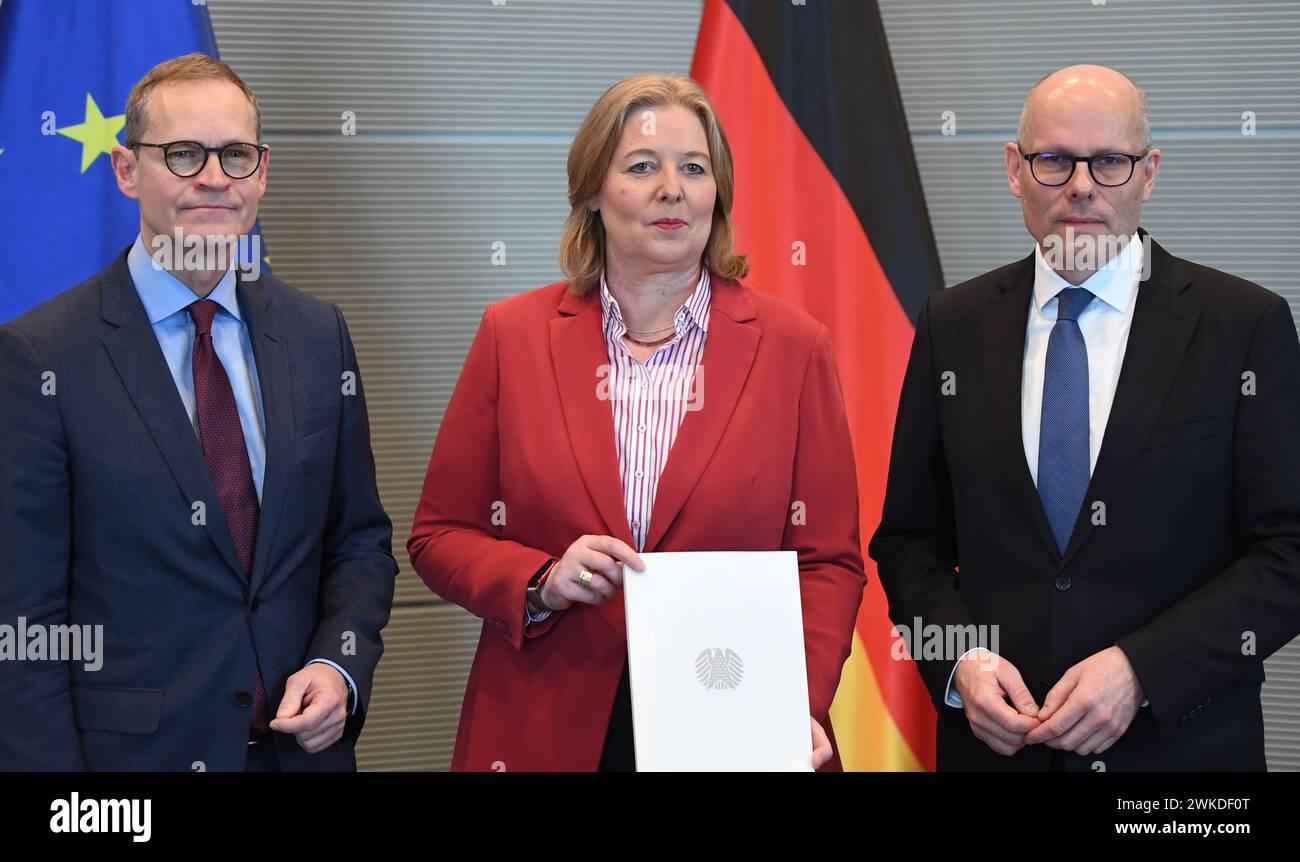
<box><xmin>144</xmin><ymin>80</ymin><xmax>257</xmax><ymax>143</ymax></box>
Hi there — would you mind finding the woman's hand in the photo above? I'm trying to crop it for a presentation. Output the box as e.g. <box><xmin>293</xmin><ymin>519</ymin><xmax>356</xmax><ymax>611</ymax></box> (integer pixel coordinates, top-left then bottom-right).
<box><xmin>811</xmin><ymin>716</ymin><xmax>833</xmax><ymax>769</ymax></box>
<box><xmin>539</xmin><ymin>535</ymin><xmax>646</xmax><ymax>610</ymax></box>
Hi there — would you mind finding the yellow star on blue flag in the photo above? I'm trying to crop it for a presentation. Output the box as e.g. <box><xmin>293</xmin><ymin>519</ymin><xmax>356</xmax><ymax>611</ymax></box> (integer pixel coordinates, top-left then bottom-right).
<box><xmin>57</xmin><ymin>93</ymin><xmax>125</xmax><ymax>173</ymax></box>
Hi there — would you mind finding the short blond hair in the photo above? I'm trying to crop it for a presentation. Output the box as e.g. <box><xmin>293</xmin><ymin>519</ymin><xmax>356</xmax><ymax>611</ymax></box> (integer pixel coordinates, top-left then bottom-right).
<box><xmin>124</xmin><ymin>52</ymin><xmax>261</xmax><ymax>147</ymax></box>
<box><xmin>559</xmin><ymin>74</ymin><xmax>748</xmax><ymax>295</ymax></box>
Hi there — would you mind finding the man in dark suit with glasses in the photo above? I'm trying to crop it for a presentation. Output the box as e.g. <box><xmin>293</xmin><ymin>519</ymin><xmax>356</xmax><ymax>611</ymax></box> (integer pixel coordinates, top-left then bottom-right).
<box><xmin>872</xmin><ymin>64</ymin><xmax>1300</xmax><ymax>771</ymax></box>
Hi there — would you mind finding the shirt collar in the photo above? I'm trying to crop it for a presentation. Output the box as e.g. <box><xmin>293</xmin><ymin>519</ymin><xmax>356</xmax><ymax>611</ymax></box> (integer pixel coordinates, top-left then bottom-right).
<box><xmin>599</xmin><ymin>267</ymin><xmax>712</xmax><ymax>337</ymax></box>
<box><xmin>1032</xmin><ymin>231</ymin><xmax>1142</xmax><ymax>315</ymax></box>
<box><xmin>127</xmin><ymin>233</ymin><xmax>241</xmax><ymax>325</ymax></box>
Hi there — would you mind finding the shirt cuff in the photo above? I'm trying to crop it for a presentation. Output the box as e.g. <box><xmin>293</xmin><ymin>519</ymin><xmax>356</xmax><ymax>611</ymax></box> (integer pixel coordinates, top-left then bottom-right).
<box><xmin>943</xmin><ymin>647</ymin><xmax>990</xmax><ymax>708</ymax></box>
<box><xmin>307</xmin><ymin>658</ymin><xmax>358</xmax><ymax>716</ymax></box>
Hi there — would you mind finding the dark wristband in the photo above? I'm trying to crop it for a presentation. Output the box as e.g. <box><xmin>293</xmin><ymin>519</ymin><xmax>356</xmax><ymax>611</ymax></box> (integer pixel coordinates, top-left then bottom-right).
<box><xmin>526</xmin><ymin>558</ymin><xmax>559</xmax><ymax>613</ymax></box>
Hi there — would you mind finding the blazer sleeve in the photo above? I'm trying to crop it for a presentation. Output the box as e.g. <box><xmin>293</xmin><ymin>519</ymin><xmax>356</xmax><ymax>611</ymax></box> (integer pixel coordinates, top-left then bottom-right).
<box><xmin>307</xmin><ymin>305</ymin><xmax>399</xmax><ymax>740</ymax></box>
<box><xmin>868</xmin><ymin>295</ymin><xmax>979</xmax><ymax>707</ymax></box>
<box><xmin>0</xmin><ymin>323</ymin><xmax>85</xmax><ymax>770</ymax></box>
<box><xmin>1117</xmin><ymin>295</ymin><xmax>1300</xmax><ymax>732</ymax></box>
<box><xmin>785</xmin><ymin>326</ymin><xmax>868</xmax><ymax>723</ymax></box>
<box><xmin>407</xmin><ymin>303</ymin><xmax>555</xmax><ymax>652</ymax></box>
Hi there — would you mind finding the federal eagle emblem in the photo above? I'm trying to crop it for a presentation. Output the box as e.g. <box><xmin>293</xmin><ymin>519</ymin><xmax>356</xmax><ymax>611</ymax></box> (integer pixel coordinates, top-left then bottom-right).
<box><xmin>695</xmin><ymin>647</ymin><xmax>744</xmax><ymax>690</ymax></box>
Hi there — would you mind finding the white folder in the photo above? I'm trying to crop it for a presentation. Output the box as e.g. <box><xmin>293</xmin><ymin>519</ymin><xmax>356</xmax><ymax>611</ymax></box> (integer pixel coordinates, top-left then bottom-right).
<box><xmin>623</xmin><ymin>551</ymin><xmax>813</xmax><ymax>771</ymax></box>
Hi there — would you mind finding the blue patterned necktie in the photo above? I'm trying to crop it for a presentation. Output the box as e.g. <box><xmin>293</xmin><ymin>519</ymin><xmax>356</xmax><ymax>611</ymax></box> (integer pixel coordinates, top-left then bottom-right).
<box><xmin>1038</xmin><ymin>287</ymin><xmax>1095</xmax><ymax>555</ymax></box>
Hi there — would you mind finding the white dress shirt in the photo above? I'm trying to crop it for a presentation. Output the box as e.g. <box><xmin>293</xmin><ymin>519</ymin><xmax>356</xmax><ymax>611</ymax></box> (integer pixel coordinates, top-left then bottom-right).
<box><xmin>1022</xmin><ymin>232</ymin><xmax>1143</xmax><ymax>485</ymax></box>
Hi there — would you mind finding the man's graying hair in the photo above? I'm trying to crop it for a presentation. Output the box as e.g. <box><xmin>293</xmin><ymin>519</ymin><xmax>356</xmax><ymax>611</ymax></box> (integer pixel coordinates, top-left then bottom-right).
<box><xmin>1017</xmin><ymin>69</ymin><xmax>1151</xmax><ymax>151</ymax></box>
<box><xmin>123</xmin><ymin>52</ymin><xmax>261</xmax><ymax>148</ymax></box>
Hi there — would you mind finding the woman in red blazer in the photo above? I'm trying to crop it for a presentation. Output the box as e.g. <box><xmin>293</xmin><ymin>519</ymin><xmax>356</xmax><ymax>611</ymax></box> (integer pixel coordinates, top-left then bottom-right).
<box><xmin>409</xmin><ymin>74</ymin><xmax>865</xmax><ymax>771</ymax></box>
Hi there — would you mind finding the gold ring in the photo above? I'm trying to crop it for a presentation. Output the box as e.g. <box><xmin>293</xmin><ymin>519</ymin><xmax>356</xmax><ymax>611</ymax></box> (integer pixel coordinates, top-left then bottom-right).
<box><xmin>579</xmin><ymin>570</ymin><xmax>594</xmax><ymax>589</ymax></box>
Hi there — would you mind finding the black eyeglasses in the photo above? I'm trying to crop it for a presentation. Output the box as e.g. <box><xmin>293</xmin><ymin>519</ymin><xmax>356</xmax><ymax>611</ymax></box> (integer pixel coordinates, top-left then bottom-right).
<box><xmin>134</xmin><ymin>140</ymin><xmax>267</xmax><ymax>179</ymax></box>
<box><xmin>1020</xmin><ymin>148</ymin><xmax>1148</xmax><ymax>187</ymax></box>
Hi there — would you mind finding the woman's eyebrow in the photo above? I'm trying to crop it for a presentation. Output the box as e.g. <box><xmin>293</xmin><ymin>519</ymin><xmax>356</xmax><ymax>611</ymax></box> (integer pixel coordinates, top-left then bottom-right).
<box><xmin>620</xmin><ymin>148</ymin><xmax>712</xmax><ymax>161</ymax></box>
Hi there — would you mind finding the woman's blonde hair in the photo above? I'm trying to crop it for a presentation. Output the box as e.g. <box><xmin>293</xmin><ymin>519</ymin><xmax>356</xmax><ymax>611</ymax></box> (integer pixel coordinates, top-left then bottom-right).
<box><xmin>559</xmin><ymin>74</ymin><xmax>748</xmax><ymax>295</ymax></box>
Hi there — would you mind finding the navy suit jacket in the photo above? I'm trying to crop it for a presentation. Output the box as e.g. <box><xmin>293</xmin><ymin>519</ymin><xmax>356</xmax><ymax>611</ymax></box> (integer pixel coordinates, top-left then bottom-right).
<box><xmin>0</xmin><ymin>247</ymin><xmax>397</xmax><ymax>771</ymax></box>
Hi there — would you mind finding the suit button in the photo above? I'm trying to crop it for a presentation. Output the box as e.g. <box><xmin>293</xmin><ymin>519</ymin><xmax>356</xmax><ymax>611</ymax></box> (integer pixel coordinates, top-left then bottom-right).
<box><xmin>1054</xmin><ymin>575</ymin><xmax>1071</xmax><ymax>591</ymax></box>
<box><xmin>250</xmin><ymin>597</ymin><xmax>260</xmax><ymax>613</ymax></box>
<box><xmin>233</xmin><ymin>691</ymin><xmax>252</xmax><ymax>708</ymax></box>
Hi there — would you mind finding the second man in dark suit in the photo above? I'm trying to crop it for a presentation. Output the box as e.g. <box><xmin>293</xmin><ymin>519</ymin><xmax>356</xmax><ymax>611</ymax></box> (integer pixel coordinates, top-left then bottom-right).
<box><xmin>870</xmin><ymin>64</ymin><xmax>1300</xmax><ymax>771</ymax></box>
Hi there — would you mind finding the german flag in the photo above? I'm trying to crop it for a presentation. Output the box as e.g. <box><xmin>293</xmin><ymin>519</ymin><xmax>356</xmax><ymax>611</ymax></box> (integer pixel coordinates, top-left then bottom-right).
<box><xmin>691</xmin><ymin>0</ymin><xmax>944</xmax><ymax>770</ymax></box>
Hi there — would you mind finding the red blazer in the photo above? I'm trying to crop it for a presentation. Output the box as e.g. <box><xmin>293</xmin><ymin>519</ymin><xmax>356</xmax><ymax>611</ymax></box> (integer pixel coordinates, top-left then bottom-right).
<box><xmin>408</xmin><ymin>277</ymin><xmax>866</xmax><ymax>771</ymax></box>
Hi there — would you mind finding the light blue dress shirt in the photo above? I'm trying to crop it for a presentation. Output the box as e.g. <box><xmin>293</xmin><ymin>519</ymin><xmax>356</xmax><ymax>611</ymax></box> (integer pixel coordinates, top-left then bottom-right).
<box><xmin>127</xmin><ymin>234</ymin><xmax>268</xmax><ymax>499</ymax></box>
<box><xmin>126</xmin><ymin>235</ymin><xmax>357</xmax><ymax>716</ymax></box>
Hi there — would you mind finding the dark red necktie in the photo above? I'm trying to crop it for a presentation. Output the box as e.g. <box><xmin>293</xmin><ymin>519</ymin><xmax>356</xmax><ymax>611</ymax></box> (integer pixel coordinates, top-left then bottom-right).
<box><xmin>188</xmin><ymin>299</ymin><xmax>270</xmax><ymax>736</ymax></box>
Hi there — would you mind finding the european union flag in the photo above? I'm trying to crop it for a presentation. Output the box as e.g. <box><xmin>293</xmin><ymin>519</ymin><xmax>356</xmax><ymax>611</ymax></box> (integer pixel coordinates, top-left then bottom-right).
<box><xmin>0</xmin><ymin>0</ymin><xmax>266</xmax><ymax>323</ymax></box>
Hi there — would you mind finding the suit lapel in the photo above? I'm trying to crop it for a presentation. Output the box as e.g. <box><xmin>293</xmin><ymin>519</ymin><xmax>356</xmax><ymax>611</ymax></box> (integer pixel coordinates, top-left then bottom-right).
<box><xmin>643</xmin><ymin>280</ymin><xmax>758</xmax><ymax>552</ymax></box>
<box><xmin>1059</xmin><ymin>236</ymin><xmax>1199</xmax><ymax>568</ymax></box>
<box><xmin>550</xmin><ymin>289</ymin><xmax>638</xmax><ymax>548</ymax></box>
<box><xmin>239</xmin><ymin>273</ymin><xmax>292</xmax><ymax>595</ymax></box>
<box><xmin>979</xmin><ymin>253</ymin><xmax>1061</xmax><ymax>562</ymax></box>
<box><xmin>99</xmin><ymin>254</ymin><xmax>246</xmax><ymax>583</ymax></box>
